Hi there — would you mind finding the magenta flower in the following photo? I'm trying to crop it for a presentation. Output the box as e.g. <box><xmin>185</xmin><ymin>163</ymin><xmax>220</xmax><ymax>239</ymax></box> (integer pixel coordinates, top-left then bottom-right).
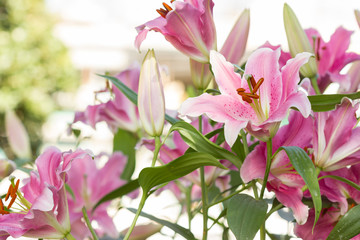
<box><xmin>73</xmin><ymin>65</ymin><xmax>140</xmax><ymax>133</ymax></box>
<box><xmin>294</xmin><ymin>207</ymin><xmax>360</xmax><ymax>240</ymax></box>
<box><xmin>240</xmin><ymin>111</ymin><xmax>313</xmax><ymax>224</ymax></box>
<box><xmin>66</xmin><ymin>151</ymin><xmax>129</xmax><ymax>239</ymax></box>
<box><xmin>305</xmin><ymin>27</ymin><xmax>360</xmax><ymax>92</ymax></box>
<box><xmin>313</xmin><ymin>98</ymin><xmax>360</xmax><ymax>171</ymax></box>
<box><xmin>339</xmin><ymin>61</ymin><xmax>360</xmax><ymax>93</ymax></box>
<box><xmin>0</xmin><ymin>147</ymin><xmax>91</xmax><ymax>239</ymax></box>
<box><xmin>180</xmin><ymin>49</ymin><xmax>311</xmax><ymax>146</ymax></box>
<box><xmin>135</xmin><ymin>0</ymin><xmax>217</xmax><ymax>63</ymax></box>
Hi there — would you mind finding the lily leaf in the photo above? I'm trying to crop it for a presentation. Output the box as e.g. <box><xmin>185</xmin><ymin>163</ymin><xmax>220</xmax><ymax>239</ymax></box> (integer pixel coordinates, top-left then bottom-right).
<box><xmin>279</xmin><ymin>146</ymin><xmax>321</xmax><ymax>228</ymax></box>
<box><xmin>127</xmin><ymin>208</ymin><xmax>196</xmax><ymax>240</ymax></box>
<box><xmin>308</xmin><ymin>92</ymin><xmax>360</xmax><ymax>112</ymax></box>
<box><xmin>168</xmin><ymin>121</ymin><xmax>241</xmax><ymax>169</ymax></box>
<box><xmin>139</xmin><ymin>152</ymin><xmax>226</xmax><ymax>194</ymax></box>
<box><xmin>113</xmin><ymin>129</ymin><xmax>138</xmax><ymax>180</ymax></box>
<box><xmin>97</xmin><ymin>74</ymin><xmax>178</xmax><ymax>125</ymax></box>
<box><xmin>227</xmin><ymin>194</ymin><xmax>268</xmax><ymax>240</ymax></box>
<box><xmin>327</xmin><ymin>204</ymin><xmax>360</xmax><ymax>240</ymax></box>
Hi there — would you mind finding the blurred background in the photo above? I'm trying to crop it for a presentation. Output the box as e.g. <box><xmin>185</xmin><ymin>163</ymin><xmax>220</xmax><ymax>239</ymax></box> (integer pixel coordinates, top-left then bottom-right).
<box><xmin>1</xmin><ymin>0</ymin><xmax>360</xmax><ymax>239</ymax></box>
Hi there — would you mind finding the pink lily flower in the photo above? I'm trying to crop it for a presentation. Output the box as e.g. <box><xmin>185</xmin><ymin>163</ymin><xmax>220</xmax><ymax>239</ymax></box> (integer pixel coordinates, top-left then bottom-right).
<box><xmin>240</xmin><ymin>111</ymin><xmax>313</xmax><ymax>224</ymax></box>
<box><xmin>180</xmin><ymin>49</ymin><xmax>311</xmax><ymax>146</ymax></box>
<box><xmin>339</xmin><ymin>61</ymin><xmax>360</xmax><ymax>93</ymax></box>
<box><xmin>66</xmin><ymin>151</ymin><xmax>130</xmax><ymax>239</ymax></box>
<box><xmin>313</xmin><ymin>98</ymin><xmax>360</xmax><ymax>171</ymax></box>
<box><xmin>73</xmin><ymin>65</ymin><xmax>140</xmax><ymax>133</ymax></box>
<box><xmin>305</xmin><ymin>27</ymin><xmax>360</xmax><ymax>93</ymax></box>
<box><xmin>0</xmin><ymin>147</ymin><xmax>92</xmax><ymax>239</ymax></box>
<box><xmin>135</xmin><ymin>0</ymin><xmax>217</xmax><ymax>63</ymax></box>
<box><xmin>294</xmin><ymin>206</ymin><xmax>360</xmax><ymax>240</ymax></box>
<box><xmin>259</xmin><ymin>42</ymin><xmax>291</xmax><ymax>68</ymax></box>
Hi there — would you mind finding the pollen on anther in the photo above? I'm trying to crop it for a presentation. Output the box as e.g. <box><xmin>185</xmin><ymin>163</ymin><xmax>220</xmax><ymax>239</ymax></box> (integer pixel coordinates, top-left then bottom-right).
<box><xmin>162</xmin><ymin>2</ymin><xmax>173</xmax><ymax>11</ymax></box>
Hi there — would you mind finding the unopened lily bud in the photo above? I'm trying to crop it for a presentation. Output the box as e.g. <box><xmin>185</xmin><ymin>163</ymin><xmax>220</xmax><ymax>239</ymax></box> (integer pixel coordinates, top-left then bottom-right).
<box><xmin>220</xmin><ymin>8</ymin><xmax>250</xmax><ymax>65</ymax></box>
<box><xmin>283</xmin><ymin>3</ymin><xmax>317</xmax><ymax>78</ymax></box>
<box><xmin>138</xmin><ymin>49</ymin><xmax>165</xmax><ymax>137</ymax></box>
<box><xmin>5</xmin><ymin>110</ymin><xmax>31</xmax><ymax>159</ymax></box>
<box><xmin>355</xmin><ymin>10</ymin><xmax>360</xmax><ymax>28</ymax></box>
<box><xmin>190</xmin><ymin>59</ymin><xmax>213</xmax><ymax>90</ymax></box>
<box><xmin>0</xmin><ymin>159</ymin><xmax>16</xmax><ymax>180</ymax></box>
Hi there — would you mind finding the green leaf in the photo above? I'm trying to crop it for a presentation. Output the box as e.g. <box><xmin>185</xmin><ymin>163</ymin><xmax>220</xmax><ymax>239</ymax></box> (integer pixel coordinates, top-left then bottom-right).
<box><xmin>113</xmin><ymin>129</ymin><xmax>138</xmax><ymax>180</ymax></box>
<box><xmin>308</xmin><ymin>92</ymin><xmax>360</xmax><ymax>112</ymax></box>
<box><xmin>227</xmin><ymin>194</ymin><xmax>268</xmax><ymax>240</ymax></box>
<box><xmin>127</xmin><ymin>208</ymin><xmax>196</xmax><ymax>240</ymax></box>
<box><xmin>97</xmin><ymin>74</ymin><xmax>178</xmax><ymax>125</ymax></box>
<box><xmin>93</xmin><ymin>179</ymin><xmax>139</xmax><ymax>210</ymax></box>
<box><xmin>279</xmin><ymin>146</ymin><xmax>321</xmax><ymax>227</ymax></box>
<box><xmin>168</xmin><ymin>121</ymin><xmax>241</xmax><ymax>169</ymax></box>
<box><xmin>139</xmin><ymin>152</ymin><xmax>226</xmax><ymax>194</ymax></box>
<box><xmin>327</xmin><ymin>204</ymin><xmax>360</xmax><ymax>240</ymax></box>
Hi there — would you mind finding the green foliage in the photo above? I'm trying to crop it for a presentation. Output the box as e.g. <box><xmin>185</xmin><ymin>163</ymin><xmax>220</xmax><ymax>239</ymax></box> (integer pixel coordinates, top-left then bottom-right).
<box><xmin>227</xmin><ymin>194</ymin><xmax>268</xmax><ymax>240</ymax></box>
<box><xmin>0</xmin><ymin>0</ymin><xmax>78</xmax><ymax>157</ymax></box>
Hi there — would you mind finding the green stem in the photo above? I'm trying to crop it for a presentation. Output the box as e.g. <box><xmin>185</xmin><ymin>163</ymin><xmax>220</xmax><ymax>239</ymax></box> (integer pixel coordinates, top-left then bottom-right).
<box><xmin>241</xmin><ymin>130</ymin><xmax>259</xmax><ymax>199</ymax></box>
<box><xmin>151</xmin><ymin>136</ymin><xmax>162</xmax><ymax>167</ymax></box>
<box><xmin>200</xmin><ymin>166</ymin><xmax>208</xmax><ymax>240</ymax></box>
<box><xmin>82</xmin><ymin>206</ymin><xmax>99</xmax><ymax>240</ymax></box>
<box><xmin>265</xmin><ymin>203</ymin><xmax>284</xmax><ymax>220</ymax></box>
<box><xmin>208</xmin><ymin>185</ymin><xmax>250</xmax><ymax>208</ymax></box>
<box><xmin>185</xmin><ymin>184</ymin><xmax>193</xmax><ymax>231</ymax></box>
<box><xmin>64</xmin><ymin>233</ymin><xmax>76</xmax><ymax>240</ymax></box>
<box><xmin>123</xmin><ymin>193</ymin><xmax>147</xmax><ymax>240</ymax></box>
<box><xmin>260</xmin><ymin>139</ymin><xmax>272</xmax><ymax>240</ymax></box>
<box><xmin>260</xmin><ymin>139</ymin><xmax>273</xmax><ymax>199</ymax></box>
<box><xmin>310</xmin><ymin>75</ymin><xmax>321</xmax><ymax>95</ymax></box>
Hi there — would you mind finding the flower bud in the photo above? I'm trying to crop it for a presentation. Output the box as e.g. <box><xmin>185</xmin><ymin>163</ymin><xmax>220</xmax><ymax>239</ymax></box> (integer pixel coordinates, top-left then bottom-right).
<box><xmin>5</xmin><ymin>110</ymin><xmax>31</xmax><ymax>159</ymax></box>
<box><xmin>190</xmin><ymin>59</ymin><xmax>213</xmax><ymax>90</ymax></box>
<box><xmin>355</xmin><ymin>9</ymin><xmax>360</xmax><ymax>28</ymax></box>
<box><xmin>0</xmin><ymin>159</ymin><xmax>16</xmax><ymax>180</ymax></box>
<box><xmin>138</xmin><ymin>49</ymin><xmax>165</xmax><ymax>137</ymax></box>
<box><xmin>220</xmin><ymin>9</ymin><xmax>250</xmax><ymax>64</ymax></box>
<box><xmin>283</xmin><ymin>3</ymin><xmax>317</xmax><ymax>78</ymax></box>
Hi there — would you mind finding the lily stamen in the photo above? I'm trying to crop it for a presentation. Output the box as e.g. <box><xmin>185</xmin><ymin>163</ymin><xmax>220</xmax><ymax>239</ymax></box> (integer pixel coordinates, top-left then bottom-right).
<box><xmin>236</xmin><ymin>76</ymin><xmax>264</xmax><ymax>104</ymax></box>
<box><xmin>156</xmin><ymin>1</ymin><xmax>175</xmax><ymax>18</ymax></box>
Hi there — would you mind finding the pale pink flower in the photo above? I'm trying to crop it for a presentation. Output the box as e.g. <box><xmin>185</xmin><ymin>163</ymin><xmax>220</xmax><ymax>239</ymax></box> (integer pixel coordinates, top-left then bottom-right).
<box><xmin>180</xmin><ymin>49</ymin><xmax>311</xmax><ymax>146</ymax></box>
<box><xmin>67</xmin><ymin>152</ymin><xmax>129</xmax><ymax>239</ymax></box>
<box><xmin>313</xmin><ymin>98</ymin><xmax>360</xmax><ymax>171</ymax></box>
<box><xmin>0</xmin><ymin>147</ymin><xmax>91</xmax><ymax>239</ymax></box>
<box><xmin>240</xmin><ymin>111</ymin><xmax>313</xmax><ymax>224</ymax></box>
<box><xmin>73</xmin><ymin>65</ymin><xmax>140</xmax><ymax>133</ymax></box>
<box><xmin>305</xmin><ymin>27</ymin><xmax>360</xmax><ymax>92</ymax></box>
<box><xmin>135</xmin><ymin>0</ymin><xmax>217</xmax><ymax>63</ymax></box>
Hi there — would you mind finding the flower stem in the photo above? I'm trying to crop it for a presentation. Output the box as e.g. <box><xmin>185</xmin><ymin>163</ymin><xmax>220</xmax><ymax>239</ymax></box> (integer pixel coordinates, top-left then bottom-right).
<box><xmin>200</xmin><ymin>166</ymin><xmax>208</xmax><ymax>240</ymax></box>
<box><xmin>123</xmin><ymin>193</ymin><xmax>147</xmax><ymax>240</ymax></box>
<box><xmin>185</xmin><ymin>184</ymin><xmax>193</xmax><ymax>231</ymax></box>
<box><xmin>310</xmin><ymin>75</ymin><xmax>321</xmax><ymax>95</ymax></box>
<box><xmin>64</xmin><ymin>233</ymin><xmax>76</xmax><ymax>240</ymax></box>
<box><xmin>259</xmin><ymin>138</ymin><xmax>273</xmax><ymax>240</ymax></box>
<box><xmin>260</xmin><ymin>139</ymin><xmax>273</xmax><ymax>199</ymax></box>
<box><xmin>82</xmin><ymin>206</ymin><xmax>99</xmax><ymax>240</ymax></box>
<box><xmin>151</xmin><ymin>136</ymin><xmax>162</xmax><ymax>167</ymax></box>
<box><xmin>241</xmin><ymin>130</ymin><xmax>259</xmax><ymax>199</ymax></box>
